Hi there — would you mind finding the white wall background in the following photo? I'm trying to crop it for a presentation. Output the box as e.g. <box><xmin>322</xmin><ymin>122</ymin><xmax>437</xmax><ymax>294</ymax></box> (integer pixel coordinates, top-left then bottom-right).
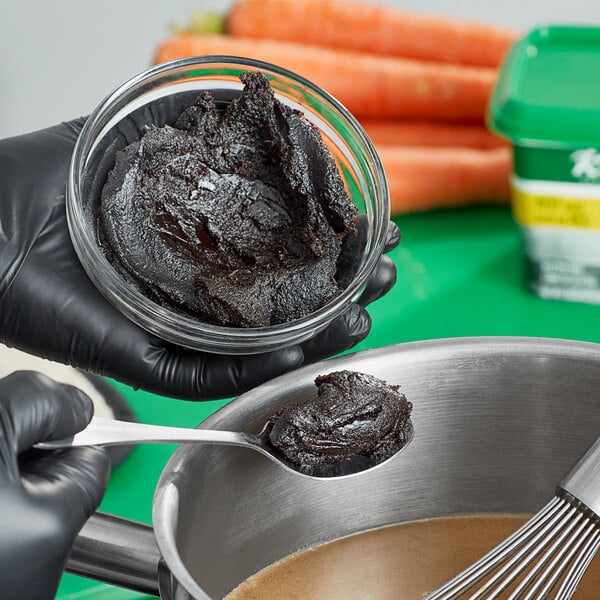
<box><xmin>1</xmin><ymin>0</ymin><xmax>599</xmax><ymax>139</ymax></box>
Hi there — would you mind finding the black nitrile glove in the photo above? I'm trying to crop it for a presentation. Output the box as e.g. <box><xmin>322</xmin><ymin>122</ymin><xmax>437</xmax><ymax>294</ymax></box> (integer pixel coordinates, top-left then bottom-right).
<box><xmin>0</xmin><ymin>371</ymin><xmax>110</xmax><ymax>600</ymax></box>
<box><xmin>0</xmin><ymin>121</ymin><xmax>399</xmax><ymax>400</ymax></box>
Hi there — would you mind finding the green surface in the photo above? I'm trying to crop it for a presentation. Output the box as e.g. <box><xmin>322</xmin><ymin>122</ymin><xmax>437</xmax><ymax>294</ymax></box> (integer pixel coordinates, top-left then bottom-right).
<box><xmin>56</xmin><ymin>205</ymin><xmax>600</xmax><ymax>599</ymax></box>
<box><xmin>489</xmin><ymin>25</ymin><xmax>600</xmax><ymax>147</ymax></box>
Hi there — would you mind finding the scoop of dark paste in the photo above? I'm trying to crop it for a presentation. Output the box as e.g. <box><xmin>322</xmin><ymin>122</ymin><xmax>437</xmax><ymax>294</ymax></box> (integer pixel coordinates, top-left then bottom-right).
<box><xmin>99</xmin><ymin>72</ymin><xmax>358</xmax><ymax>328</ymax></box>
<box><xmin>267</xmin><ymin>370</ymin><xmax>413</xmax><ymax>476</ymax></box>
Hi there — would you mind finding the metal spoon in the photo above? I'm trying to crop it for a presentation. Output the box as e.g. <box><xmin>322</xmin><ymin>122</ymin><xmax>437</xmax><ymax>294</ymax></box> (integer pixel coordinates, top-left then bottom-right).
<box><xmin>35</xmin><ymin>416</ymin><xmax>413</xmax><ymax>480</ymax></box>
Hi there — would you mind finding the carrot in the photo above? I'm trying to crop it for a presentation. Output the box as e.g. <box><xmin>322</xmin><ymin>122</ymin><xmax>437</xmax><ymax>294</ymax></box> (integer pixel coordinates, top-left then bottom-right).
<box><xmin>154</xmin><ymin>34</ymin><xmax>497</xmax><ymax>121</ymax></box>
<box><xmin>376</xmin><ymin>145</ymin><xmax>511</xmax><ymax>214</ymax></box>
<box><xmin>227</xmin><ymin>0</ymin><xmax>519</xmax><ymax>68</ymax></box>
<box><xmin>361</xmin><ymin>120</ymin><xmax>507</xmax><ymax>150</ymax></box>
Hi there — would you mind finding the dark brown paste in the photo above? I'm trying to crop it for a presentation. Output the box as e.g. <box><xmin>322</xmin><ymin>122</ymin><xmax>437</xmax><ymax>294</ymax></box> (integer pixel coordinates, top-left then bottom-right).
<box><xmin>267</xmin><ymin>370</ymin><xmax>413</xmax><ymax>476</ymax></box>
<box><xmin>99</xmin><ymin>72</ymin><xmax>358</xmax><ymax>328</ymax></box>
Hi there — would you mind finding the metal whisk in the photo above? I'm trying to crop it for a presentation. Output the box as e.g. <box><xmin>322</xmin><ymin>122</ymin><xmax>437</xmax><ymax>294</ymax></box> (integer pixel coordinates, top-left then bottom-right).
<box><xmin>426</xmin><ymin>436</ymin><xmax>600</xmax><ymax>599</ymax></box>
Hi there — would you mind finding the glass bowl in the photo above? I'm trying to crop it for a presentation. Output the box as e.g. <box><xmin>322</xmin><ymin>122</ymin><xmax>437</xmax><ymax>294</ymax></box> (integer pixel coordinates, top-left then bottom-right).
<box><xmin>67</xmin><ymin>56</ymin><xmax>390</xmax><ymax>354</ymax></box>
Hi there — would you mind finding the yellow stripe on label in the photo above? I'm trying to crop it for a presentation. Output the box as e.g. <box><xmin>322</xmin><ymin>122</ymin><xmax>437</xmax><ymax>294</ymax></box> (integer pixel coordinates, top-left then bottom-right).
<box><xmin>512</xmin><ymin>187</ymin><xmax>600</xmax><ymax>229</ymax></box>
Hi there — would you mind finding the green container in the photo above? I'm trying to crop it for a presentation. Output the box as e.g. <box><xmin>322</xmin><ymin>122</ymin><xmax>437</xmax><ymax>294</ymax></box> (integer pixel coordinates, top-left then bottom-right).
<box><xmin>489</xmin><ymin>25</ymin><xmax>600</xmax><ymax>304</ymax></box>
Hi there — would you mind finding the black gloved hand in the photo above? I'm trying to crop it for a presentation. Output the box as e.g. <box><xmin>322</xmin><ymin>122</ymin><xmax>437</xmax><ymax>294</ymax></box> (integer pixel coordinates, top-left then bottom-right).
<box><xmin>0</xmin><ymin>121</ymin><xmax>399</xmax><ymax>400</ymax></box>
<box><xmin>0</xmin><ymin>371</ymin><xmax>110</xmax><ymax>600</ymax></box>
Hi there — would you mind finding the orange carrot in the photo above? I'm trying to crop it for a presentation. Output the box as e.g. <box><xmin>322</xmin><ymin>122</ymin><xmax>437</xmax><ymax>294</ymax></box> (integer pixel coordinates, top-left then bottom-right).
<box><xmin>154</xmin><ymin>34</ymin><xmax>497</xmax><ymax>121</ymax></box>
<box><xmin>361</xmin><ymin>120</ymin><xmax>507</xmax><ymax>150</ymax></box>
<box><xmin>227</xmin><ymin>0</ymin><xmax>519</xmax><ymax>68</ymax></box>
<box><xmin>375</xmin><ymin>145</ymin><xmax>511</xmax><ymax>214</ymax></box>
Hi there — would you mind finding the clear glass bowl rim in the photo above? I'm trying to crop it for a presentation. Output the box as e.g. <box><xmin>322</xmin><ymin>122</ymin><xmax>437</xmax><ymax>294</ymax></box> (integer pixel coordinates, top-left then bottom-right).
<box><xmin>67</xmin><ymin>55</ymin><xmax>390</xmax><ymax>354</ymax></box>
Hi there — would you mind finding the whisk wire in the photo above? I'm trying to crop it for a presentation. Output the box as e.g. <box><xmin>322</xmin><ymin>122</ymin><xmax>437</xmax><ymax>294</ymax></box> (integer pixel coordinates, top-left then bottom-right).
<box><xmin>426</xmin><ymin>497</ymin><xmax>600</xmax><ymax>600</ymax></box>
<box><xmin>513</xmin><ymin>510</ymin><xmax>593</xmax><ymax>600</ymax></box>
<box><xmin>470</xmin><ymin>500</ymin><xmax>578</xmax><ymax>600</ymax></box>
<box><xmin>428</xmin><ymin>433</ymin><xmax>600</xmax><ymax>600</ymax></box>
<box><xmin>554</xmin><ymin>529</ymin><xmax>600</xmax><ymax>600</ymax></box>
<box><xmin>425</xmin><ymin>499</ymin><xmax>563</xmax><ymax>599</ymax></box>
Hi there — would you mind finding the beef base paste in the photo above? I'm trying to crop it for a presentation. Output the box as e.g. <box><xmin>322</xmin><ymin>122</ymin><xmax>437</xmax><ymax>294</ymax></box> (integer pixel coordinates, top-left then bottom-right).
<box><xmin>267</xmin><ymin>370</ymin><xmax>413</xmax><ymax>477</ymax></box>
<box><xmin>99</xmin><ymin>72</ymin><xmax>358</xmax><ymax>328</ymax></box>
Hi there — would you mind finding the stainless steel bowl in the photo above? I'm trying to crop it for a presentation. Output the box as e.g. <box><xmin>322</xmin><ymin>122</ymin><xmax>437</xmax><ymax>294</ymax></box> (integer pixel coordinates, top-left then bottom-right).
<box><xmin>69</xmin><ymin>337</ymin><xmax>600</xmax><ymax>599</ymax></box>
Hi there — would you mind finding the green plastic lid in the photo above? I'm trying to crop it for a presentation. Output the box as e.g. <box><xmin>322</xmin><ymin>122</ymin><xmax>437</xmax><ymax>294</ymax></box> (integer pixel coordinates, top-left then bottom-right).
<box><xmin>489</xmin><ymin>26</ymin><xmax>600</xmax><ymax>148</ymax></box>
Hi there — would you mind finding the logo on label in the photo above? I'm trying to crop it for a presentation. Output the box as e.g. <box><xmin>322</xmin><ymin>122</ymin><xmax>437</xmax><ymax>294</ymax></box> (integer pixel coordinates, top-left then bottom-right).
<box><xmin>570</xmin><ymin>148</ymin><xmax>600</xmax><ymax>182</ymax></box>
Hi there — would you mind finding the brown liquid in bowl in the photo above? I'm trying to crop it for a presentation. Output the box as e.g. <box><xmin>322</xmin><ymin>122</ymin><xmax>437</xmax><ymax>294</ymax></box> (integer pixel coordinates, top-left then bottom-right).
<box><xmin>224</xmin><ymin>514</ymin><xmax>600</xmax><ymax>599</ymax></box>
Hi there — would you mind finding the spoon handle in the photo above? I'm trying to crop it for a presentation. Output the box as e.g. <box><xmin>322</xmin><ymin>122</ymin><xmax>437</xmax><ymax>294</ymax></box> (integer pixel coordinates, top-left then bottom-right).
<box><xmin>35</xmin><ymin>417</ymin><xmax>252</xmax><ymax>449</ymax></box>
